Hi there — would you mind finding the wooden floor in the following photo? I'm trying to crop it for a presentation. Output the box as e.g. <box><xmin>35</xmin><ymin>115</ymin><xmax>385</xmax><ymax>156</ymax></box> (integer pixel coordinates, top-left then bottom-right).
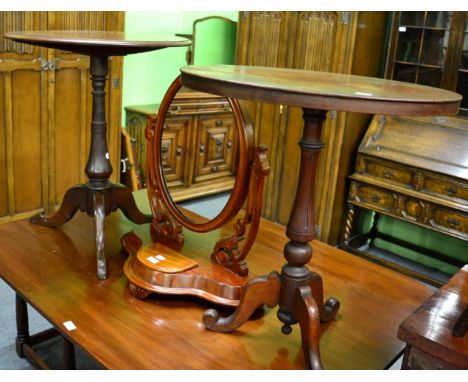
<box><xmin>0</xmin><ymin>192</ymin><xmax>433</xmax><ymax>369</ymax></box>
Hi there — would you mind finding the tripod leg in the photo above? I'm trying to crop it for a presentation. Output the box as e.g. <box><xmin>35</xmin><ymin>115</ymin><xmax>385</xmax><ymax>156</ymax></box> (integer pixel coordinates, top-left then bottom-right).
<box><xmin>293</xmin><ymin>285</ymin><xmax>323</xmax><ymax>370</ymax></box>
<box><xmin>110</xmin><ymin>183</ymin><xmax>152</xmax><ymax>224</ymax></box>
<box><xmin>94</xmin><ymin>192</ymin><xmax>107</xmax><ymax>280</ymax></box>
<box><xmin>309</xmin><ymin>272</ymin><xmax>340</xmax><ymax>322</ymax></box>
<box><xmin>29</xmin><ymin>184</ymin><xmax>88</xmax><ymax>227</ymax></box>
<box><xmin>203</xmin><ymin>271</ymin><xmax>280</xmax><ymax>332</ymax></box>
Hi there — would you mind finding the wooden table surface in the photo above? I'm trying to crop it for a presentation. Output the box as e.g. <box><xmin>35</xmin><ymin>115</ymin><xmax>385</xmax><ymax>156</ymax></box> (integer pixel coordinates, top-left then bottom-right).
<box><xmin>0</xmin><ymin>191</ymin><xmax>433</xmax><ymax>370</ymax></box>
<box><xmin>4</xmin><ymin>30</ymin><xmax>190</xmax><ymax>56</ymax></box>
<box><xmin>180</xmin><ymin>65</ymin><xmax>461</xmax><ymax>115</ymax></box>
<box><xmin>398</xmin><ymin>265</ymin><xmax>467</xmax><ymax>368</ymax></box>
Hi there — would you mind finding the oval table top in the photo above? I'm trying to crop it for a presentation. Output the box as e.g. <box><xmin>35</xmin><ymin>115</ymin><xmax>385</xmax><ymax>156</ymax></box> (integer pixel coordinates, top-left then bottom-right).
<box><xmin>180</xmin><ymin>65</ymin><xmax>462</xmax><ymax>116</ymax></box>
<box><xmin>4</xmin><ymin>30</ymin><xmax>190</xmax><ymax>56</ymax></box>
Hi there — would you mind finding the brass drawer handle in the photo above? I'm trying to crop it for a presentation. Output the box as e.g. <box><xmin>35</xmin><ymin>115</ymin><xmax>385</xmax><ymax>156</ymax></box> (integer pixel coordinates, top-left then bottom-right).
<box><xmin>227</xmin><ymin>140</ymin><xmax>232</xmax><ymax>149</ymax></box>
<box><xmin>383</xmin><ymin>169</ymin><xmax>394</xmax><ymax>179</ymax></box>
<box><xmin>447</xmin><ymin>217</ymin><xmax>461</xmax><ymax>226</ymax></box>
<box><xmin>169</xmin><ymin>105</ymin><xmax>181</xmax><ymax>114</ymax></box>
<box><xmin>370</xmin><ymin>194</ymin><xmax>381</xmax><ymax>203</ymax></box>
<box><xmin>445</xmin><ymin>186</ymin><xmax>458</xmax><ymax>196</ymax></box>
<box><xmin>211</xmin><ymin>166</ymin><xmax>219</xmax><ymax>173</ymax></box>
<box><xmin>176</xmin><ymin>147</ymin><xmax>183</xmax><ymax>157</ymax></box>
<box><xmin>199</xmin><ymin>144</ymin><xmax>205</xmax><ymax>153</ymax></box>
<box><xmin>161</xmin><ymin>145</ymin><xmax>169</xmax><ymax>160</ymax></box>
<box><xmin>215</xmin><ymin>120</ymin><xmax>223</xmax><ymax>127</ymax></box>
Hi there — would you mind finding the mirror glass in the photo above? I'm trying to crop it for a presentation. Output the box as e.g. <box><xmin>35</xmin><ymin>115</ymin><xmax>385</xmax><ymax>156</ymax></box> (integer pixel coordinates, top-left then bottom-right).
<box><xmin>159</xmin><ymin>86</ymin><xmax>239</xmax><ymax>223</ymax></box>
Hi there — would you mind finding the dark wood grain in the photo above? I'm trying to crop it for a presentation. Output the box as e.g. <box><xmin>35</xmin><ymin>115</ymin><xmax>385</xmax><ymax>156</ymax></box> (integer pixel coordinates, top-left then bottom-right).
<box><xmin>398</xmin><ymin>265</ymin><xmax>468</xmax><ymax>369</ymax></box>
<box><xmin>180</xmin><ymin>65</ymin><xmax>461</xmax><ymax>116</ymax></box>
<box><xmin>0</xmin><ymin>191</ymin><xmax>433</xmax><ymax>370</ymax></box>
<box><xmin>4</xmin><ymin>30</ymin><xmax>190</xmax><ymax>56</ymax></box>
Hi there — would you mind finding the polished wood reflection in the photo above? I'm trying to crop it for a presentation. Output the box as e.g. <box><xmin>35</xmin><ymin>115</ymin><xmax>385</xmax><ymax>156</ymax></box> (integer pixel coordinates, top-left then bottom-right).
<box><xmin>181</xmin><ymin>65</ymin><xmax>461</xmax><ymax>115</ymax></box>
<box><xmin>0</xmin><ymin>191</ymin><xmax>433</xmax><ymax>369</ymax></box>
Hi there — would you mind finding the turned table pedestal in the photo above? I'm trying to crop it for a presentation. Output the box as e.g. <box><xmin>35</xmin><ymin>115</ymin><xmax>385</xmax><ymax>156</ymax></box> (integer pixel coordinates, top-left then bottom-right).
<box><xmin>5</xmin><ymin>31</ymin><xmax>190</xmax><ymax>279</ymax></box>
<box><xmin>180</xmin><ymin>65</ymin><xmax>461</xmax><ymax>369</ymax></box>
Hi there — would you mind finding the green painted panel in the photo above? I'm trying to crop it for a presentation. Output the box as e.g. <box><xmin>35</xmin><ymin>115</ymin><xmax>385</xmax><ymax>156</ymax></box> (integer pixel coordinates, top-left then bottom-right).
<box><xmin>193</xmin><ymin>18</ymin><xmax>237</xmax><ymax>65</ymax></box>
<box><xmin>122</xmin><ymin>12</ymin><xmax>239</xmax><ymax>124</ymax></box>
<box><xmin>359</xmin><ymin>211</ymin><xmax>467</xmax><ymax>275</ymax></box>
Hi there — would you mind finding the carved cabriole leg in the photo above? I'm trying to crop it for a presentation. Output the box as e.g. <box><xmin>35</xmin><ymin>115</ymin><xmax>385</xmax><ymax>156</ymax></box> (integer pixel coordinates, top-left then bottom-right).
<box><xmin>203</xmin><ymin>271</ymin><xmax>281</xmax><ymax>332</ymax></box>
<box><xmin>293</xmin><ymin>286</ymin><xmax>323</xmax><ymax>370</ymax></box>
<box><xmin>29</xmin><ymin>185</ymin><xmax>88</xmax><ymax>226</ymax></box>
<box><xmin>110</xmin><ymin>183</ymin><xmax>152</xmax><ymax>224</ymax></box>
<box><xmin>308</xmin><ymin>272</ymin><xmax>340</xmax><ymax>322</ymax></box>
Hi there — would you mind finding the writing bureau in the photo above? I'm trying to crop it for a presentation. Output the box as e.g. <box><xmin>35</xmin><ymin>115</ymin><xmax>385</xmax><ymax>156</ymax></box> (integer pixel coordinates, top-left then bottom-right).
<box><xmin>344</xmin><ymin>115</ymin><xmax>468</xmax><ymax>286</ymax></box>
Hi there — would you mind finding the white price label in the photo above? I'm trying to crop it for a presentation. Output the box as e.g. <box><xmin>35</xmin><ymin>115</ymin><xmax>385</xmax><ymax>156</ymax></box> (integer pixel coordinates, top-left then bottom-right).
<box><xmin>63</xmin><ymin>321</ymin><xmax>77</xmax><ymax>331</ymax></box>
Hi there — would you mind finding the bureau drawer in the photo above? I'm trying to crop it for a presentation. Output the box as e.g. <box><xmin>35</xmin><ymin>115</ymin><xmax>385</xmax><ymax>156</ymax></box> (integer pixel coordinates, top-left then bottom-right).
<box><xmin>431</xmin><ymin>207</ymin><xmax>468</xmax><ymax>236</ymax></box>
<box><xmin>359</xmin><ymin>156</ymin><xmax>413</xmax><ymax>188</ymax></box>
<box><xmin>423</xmin><ymin>174</ymin><xmax>468</xmax><ymax>203</ymax></box>
<box><xmin>349</xmin><ymin>181</ymin><xmax>395</xmax><ymax>213</ymax></box>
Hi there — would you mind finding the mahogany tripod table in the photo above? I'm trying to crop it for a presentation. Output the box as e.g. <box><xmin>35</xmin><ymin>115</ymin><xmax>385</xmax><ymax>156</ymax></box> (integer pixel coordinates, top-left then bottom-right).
<box><xmin>4</xmin><ymin>31</ymin><xmax>190</xmax><ymax>280</ymax></box>
<box><xmin>180</xmin><ymin>65</ymin><xmax>461</xmax><ymax>369</ymax></box>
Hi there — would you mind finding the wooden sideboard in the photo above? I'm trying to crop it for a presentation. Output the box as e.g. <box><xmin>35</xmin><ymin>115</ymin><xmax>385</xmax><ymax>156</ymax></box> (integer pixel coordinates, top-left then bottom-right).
<box><xmin>344</xmin><ymin>115</ymin><xmax>468</xmax><ymax>285</ymax></box>
<box><xmin>125</xmin><ymin>87</ymin><xmax>238</xmax><ymax>201</ymax></box>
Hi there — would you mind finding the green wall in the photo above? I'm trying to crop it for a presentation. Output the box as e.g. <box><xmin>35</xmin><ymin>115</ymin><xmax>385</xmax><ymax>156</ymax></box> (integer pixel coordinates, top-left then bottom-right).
<box><xmin>122</xmin><ymin>11</ymin><xmax>239</xmax><ymax>124</ymax></box>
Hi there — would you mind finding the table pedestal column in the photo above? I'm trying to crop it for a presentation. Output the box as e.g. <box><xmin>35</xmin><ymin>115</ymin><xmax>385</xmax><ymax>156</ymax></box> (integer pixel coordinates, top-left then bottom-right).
<box><xmin>30</xmin><ymin>55</ymin><xmax>152</xmax><ymax>279</ymax></box>
<box><xmin>202</xmin><ymin>108</ymin><xmax>339</xmax><ymax>369</ymax></box>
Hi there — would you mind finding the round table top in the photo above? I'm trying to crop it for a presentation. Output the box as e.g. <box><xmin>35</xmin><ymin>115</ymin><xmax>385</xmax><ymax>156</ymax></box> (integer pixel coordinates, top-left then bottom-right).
<box><xmin>180</xmin><ymin>65</ymin><xmax>462</xmax><ymax>116</ymax></box>
<box><xmin>4</xmin><ymin>30</ymin><xmax>190</xmax><ymax>56</ymax></box>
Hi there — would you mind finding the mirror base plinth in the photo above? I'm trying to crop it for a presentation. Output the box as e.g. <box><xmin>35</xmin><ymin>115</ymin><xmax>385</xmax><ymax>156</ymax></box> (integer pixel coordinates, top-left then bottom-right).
<box><xmin>121</xmin><ymin>231</ymin><xmax>248</xmax><ymax>307</ymax></box>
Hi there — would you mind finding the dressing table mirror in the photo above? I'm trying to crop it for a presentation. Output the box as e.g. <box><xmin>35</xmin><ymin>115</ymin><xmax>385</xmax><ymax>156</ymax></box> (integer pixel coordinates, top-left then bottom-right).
<box><xmin>122</xmin><ymin>75</ymin><xmax>270</xmax><ymax>305</ymax></box>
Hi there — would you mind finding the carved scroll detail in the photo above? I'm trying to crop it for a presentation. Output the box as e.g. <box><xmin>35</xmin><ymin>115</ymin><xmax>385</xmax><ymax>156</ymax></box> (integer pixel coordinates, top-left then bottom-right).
<box><xmin>211</xmin><ymin>145</ymin><xmax>270</xmax><ymax>276</ymax></box>
<box><xmin>146</xmin><ymin>116</ymin><xmax>184</xmax><ymax>245</ymax></box>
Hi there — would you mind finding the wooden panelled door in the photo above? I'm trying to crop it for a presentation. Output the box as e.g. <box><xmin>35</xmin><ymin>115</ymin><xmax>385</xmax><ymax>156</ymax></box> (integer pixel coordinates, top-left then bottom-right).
<box><xmin>235</xmin><ymin>11</ymin><xmax>386</xmax><ymax>243</ymax></box>
<box><xmin>0</xmin><ymin>11</ymin><xmax>124</xmax><ymax>223</ymax></box>
<box><xmin>236</xmin><ymin>11</ymin><xmax>356</xmax><ymax>240</ymax></box>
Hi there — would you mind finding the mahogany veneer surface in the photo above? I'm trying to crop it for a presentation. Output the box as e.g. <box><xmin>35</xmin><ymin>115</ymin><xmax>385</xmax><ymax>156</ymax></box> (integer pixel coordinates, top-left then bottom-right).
<box><xmin>0</xmin><ymin>192</ymin><xmax>433</xmax><ymax>369</ymax></box>
<box><xmin>180</xmin><ymin>65</ymin><xmax>461</xmax><ymax>116</ymax></box>
<box><xmin>4</xmin><ymin>30</ymin><xmax>190</xmax><ymax>56</ymax></box>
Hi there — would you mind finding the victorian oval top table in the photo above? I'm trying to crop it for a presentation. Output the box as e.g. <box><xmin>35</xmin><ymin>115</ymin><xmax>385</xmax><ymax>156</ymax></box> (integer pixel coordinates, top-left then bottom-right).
<box><xmin>4</xmin><ymin>31</ymin><xmax>190</xmax><ymax>280</ymax></box>
<box><xmin>180</xmin><ymin>65</ymin><xmax>462</xmax><ymax>370</ymax></box>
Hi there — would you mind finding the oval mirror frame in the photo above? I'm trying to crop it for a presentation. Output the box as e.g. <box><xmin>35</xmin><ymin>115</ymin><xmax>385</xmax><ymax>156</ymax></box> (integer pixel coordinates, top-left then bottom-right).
<box><xmin>149</xmin><ymin>75</ymin><xmax>254</xmax><ymax>233</ymax></box>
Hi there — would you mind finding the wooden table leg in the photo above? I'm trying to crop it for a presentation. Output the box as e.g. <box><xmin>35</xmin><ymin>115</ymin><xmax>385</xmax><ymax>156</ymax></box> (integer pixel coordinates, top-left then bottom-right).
<box><xmin>202</xmin><ymin>108</ymin><xmax>339</xmax><ymax>369</ymax></box>
<box><xmin>15</xmin><ymin>294</ymin><xmax>30</xmax><ymax>359</ymax></box>
<box><xmin>29</xmin><ymin>55</ymin><xmax>151</xmax><ymax>279</ymax></box>
<box><xmin>61</xmin><ymin>337</ymin><xmax>76</xmax><ymax>370</ymax></box>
